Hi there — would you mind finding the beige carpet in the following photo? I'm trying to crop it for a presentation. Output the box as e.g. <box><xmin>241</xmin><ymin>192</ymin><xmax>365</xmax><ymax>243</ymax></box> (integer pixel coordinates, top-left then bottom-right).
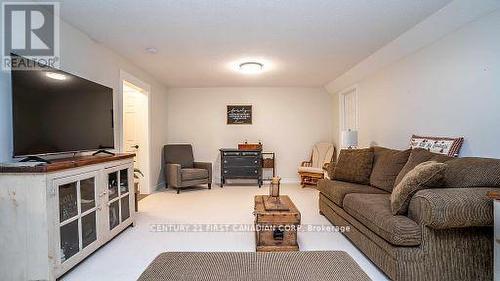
<box><xmin>138</xmin><ymin>251</ymin><xmax>371</xmax><ymax>281</ymax></box>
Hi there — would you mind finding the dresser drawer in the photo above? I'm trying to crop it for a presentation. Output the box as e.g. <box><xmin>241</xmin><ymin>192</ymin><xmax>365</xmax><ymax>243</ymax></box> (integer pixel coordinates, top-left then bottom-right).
<box><xmin>223</xmin><ymin>151</ymin><xmax>261</xmax><ymax>157</ymax></box>
<box><xmin>222</xmin><ymin>167</ymin><xmax>261</xmax><ymax>177</ymax></box>
<box><xmin>223</xmin><ymin>156</ymin><xmax>261</xmax><ymax>167</ymax></box>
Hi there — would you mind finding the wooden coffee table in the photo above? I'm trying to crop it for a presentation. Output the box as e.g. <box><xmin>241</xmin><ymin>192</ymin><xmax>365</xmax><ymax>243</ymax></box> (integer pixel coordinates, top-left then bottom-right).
<box><xmin>254</xmin><ymin>195</ymin><xmax>301</xmax><ymax>252</ymax></box>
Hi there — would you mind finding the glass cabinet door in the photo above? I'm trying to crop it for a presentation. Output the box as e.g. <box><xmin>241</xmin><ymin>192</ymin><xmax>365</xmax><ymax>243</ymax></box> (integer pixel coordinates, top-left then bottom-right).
<box><xmin>107</xmin><ymin>167</ymin><xmax>131</xmax><ymax>231</ymax></box>
<box><xmin>59</xmin><ymin>182</ymin><xmax>78</xmax><ymax>222</ymax></box>
<box><xmin>58</xmin><ymin>175</ymin><xmax>98</xmax><ymax>264</ymax></box>
<box><xmin>59</xmin><ymin>182</ymin><xmax>79</xmax><ymax>262</ymax></box>
<box><xmin>80</xmin><ymin>178</ymin><xmax>97</xmax><ymax>249</ymax></box>
<box><xmin>108</xmin><ymin>171</ymin><xmax>119</xmax><ymax>200</ymax></box>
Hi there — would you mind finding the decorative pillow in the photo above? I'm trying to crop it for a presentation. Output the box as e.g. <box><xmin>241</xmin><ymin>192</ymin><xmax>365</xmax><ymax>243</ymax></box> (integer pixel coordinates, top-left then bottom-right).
<box><xmin>333</xmin><ymin>148</ymin><xmax>374</xmax><ymax>185</ymax></box>
<box><xmin>395</xmin><ymin>148</ymin><xmax>452</xmax><ymax>187</ymax></box>
<box><xmin>326</xmin><ymin>158</ymin><xmax>336</xmax><ymax>180</ymax></box>
<box><xmin>370</xmin><ymin>147</ymin><xmax>411</xmax><ymax>192</ymax></box>
<box><xmin>443</xmin><ymin>157</ymin><xmax>500</xmax><ymax>188</ymax></box>
<box><xmin>391</xmin><ymin>161</ymin><xmax>447</xmax><ymax>215</ymax></box>
<box><xmin>410</xmin><ymin>135</ymin><xmax>464</xmax><ymax>157</ymax></box>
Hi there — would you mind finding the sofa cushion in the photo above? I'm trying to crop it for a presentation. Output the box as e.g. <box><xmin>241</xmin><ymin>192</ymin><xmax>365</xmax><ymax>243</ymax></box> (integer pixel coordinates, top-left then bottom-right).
<box><xmin>333</xmin><ymin>148</ymin><xmax>374</xmax><ymax>185</ymax></box>
<box><xmin>181</xmin><ymin>168</ymin><xmax>209</xmax><ymax>181</ymax></box>
<box><xmin>370</xmin><ymin>147</ymin><xmax>411</xmax><ymax>192</ymax></box>
<box><xmin>165</xmin><ymin>144</ymin><xmax>194</xmax><ymax>168</ymax></box>
<box><xmin>443</xmin><ymin>157</ymin><xmax>500</xmax><ymax>188</ymax></box>
<box><xmin>395</xmin><ymin>148</ymin><xmax>452</xmax><ymax>186</ymax></box>
<box><xmin>391</xmin><ymin>161</ymin><xmax>447</xmax><ymax>215</ymax></box>
<box><xmin>317</xmin><ymin>179</ymin><xmax>387</xmax><ymax>207</ymax></box>
<box><xmin>343</xmin><ymin>193</ymin><xmax>421</xmax><ymax>246</ymax></box>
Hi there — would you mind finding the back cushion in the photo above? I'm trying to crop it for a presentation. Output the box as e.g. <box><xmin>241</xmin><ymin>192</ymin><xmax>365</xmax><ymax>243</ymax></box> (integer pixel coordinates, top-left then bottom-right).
<box><xmin>370</xmin><ymin>147</ymin><xmax>411</xmax><ymax>192</ymax></box>
<box><xmin>444</xmin><ymin>157</ymin><xmax>500</xmax><ymax>187</ymax></box>
<box><xmin>395</xmin><ymin>148</ymin><xmax>452</xmax><ymax>186</ymax></box>
<box><xmin>333</xmin><ymin>148</ymin><xmax>374</xmax><ymax>185</ymax></box>
<box><xmin>165</xmin><ymin>144</ymin><xmax>194</xmax><ymax>168</ymax></box>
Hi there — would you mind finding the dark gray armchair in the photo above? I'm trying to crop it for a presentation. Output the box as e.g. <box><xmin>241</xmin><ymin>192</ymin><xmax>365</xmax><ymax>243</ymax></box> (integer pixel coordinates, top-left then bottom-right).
<box><xmin>164</xmin><ymin>144</ymin><xmax>212</xmax><ymax>194</ymax></box>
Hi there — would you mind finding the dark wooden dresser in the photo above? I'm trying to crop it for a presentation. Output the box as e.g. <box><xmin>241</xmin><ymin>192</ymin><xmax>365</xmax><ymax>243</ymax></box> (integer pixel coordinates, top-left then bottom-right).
<box><xmin>220</xmin><ymin>148</ymin><xmax>262</xmax><ymax>187</ymax></box>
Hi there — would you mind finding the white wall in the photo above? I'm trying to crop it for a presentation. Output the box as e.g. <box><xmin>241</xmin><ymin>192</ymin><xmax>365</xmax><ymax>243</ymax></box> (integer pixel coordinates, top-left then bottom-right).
<box><xmin>0</xmin><ymin>20</ymin><xmax>169</xmax><ymax>190</ymax></box>
<box><xmin>328</xmin><ymin>9</ymin><xmax>500</xmax><ymax>158</ymax></box>
<box><xmin>166</xmin><ymin>87</ymin><xmax>333</xmax><ymax>183</ymax></box>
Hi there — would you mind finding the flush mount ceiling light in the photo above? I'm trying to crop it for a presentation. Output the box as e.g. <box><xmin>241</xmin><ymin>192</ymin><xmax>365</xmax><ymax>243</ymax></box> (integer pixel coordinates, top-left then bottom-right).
<box><xmin>145</xmin><ymin>47</ymin><xmax>158</xmax><ymax>54</ymax></box>
<box><xmin>45</xmin><ymin>72</ymin><xmax>67</xmax><ymax>80</ymax></box>
<box><xmin>239</xmin><ymin>62</ymin><xmax>264</xmax><ymax>74</ymax></box>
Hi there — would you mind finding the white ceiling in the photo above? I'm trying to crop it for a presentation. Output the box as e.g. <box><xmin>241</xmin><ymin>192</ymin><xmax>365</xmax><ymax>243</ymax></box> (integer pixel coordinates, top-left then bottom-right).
<box><xmin>57</xmin><ymin>0</ymin><xmax>452</xmax><ymax>87</ymax></box>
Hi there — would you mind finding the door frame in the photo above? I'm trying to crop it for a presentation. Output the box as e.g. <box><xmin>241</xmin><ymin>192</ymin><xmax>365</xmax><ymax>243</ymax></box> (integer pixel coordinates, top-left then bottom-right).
<box><xmin>119</xmin><ymin>70</ymin><xmax>152</xmax><ymax>194</ymax></box>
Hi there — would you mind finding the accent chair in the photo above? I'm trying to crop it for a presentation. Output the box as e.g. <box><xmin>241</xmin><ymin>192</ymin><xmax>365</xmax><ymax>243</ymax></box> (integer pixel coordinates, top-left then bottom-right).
<box><xmin>164</xmin><ymin>144</ymin><xmax>212</xmax><ymax>194</ymax></box>
<box><xmin>298</xmin><ymin>142</ymin><xmax>335</xmax><ymax>187</ymax></box>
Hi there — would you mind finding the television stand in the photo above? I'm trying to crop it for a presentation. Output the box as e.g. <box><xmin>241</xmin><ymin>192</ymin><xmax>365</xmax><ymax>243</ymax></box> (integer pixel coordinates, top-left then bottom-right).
<box><xmin>92</xmin><ymin>150</ymin><xmax>115</xmax><ymax>156</ymax></box>
<box><xmin>19</xmin><ymin>156</ymin><xmax>51</xmax><ymax>164</ymax></box>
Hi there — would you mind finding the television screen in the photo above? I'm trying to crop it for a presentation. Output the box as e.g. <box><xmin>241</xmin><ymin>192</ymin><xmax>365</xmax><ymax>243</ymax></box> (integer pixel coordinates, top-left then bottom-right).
<box><xmin>11</xmin><ymin>54</ymin><xmax>114</xmax><ymax>157</ymax></box>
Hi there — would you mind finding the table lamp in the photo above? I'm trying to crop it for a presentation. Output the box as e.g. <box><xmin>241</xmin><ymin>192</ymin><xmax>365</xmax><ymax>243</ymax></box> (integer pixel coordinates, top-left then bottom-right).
<box><xmin>342</xmin><ymin>130</ymin><xmax>358</xmax><ymax>149</ymax></box>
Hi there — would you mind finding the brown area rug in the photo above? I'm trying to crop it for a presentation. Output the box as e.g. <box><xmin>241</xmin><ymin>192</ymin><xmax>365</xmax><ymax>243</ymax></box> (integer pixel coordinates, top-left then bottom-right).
<box><xmin>138</xmin><ymin>251</ymin><xmax>371</xmax><ymax>281</ymax></box>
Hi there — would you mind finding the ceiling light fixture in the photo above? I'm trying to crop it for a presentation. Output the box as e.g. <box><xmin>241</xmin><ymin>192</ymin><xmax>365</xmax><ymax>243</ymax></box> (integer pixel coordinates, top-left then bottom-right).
<box><xmin>239</xmin><ymin>62</ymin><xmax>264</xmax><ymax>74</ymax></box>
<box><xmin>145</xmin><ymin>47</ymin><xmax>158</xmax><ymax>54</ymax></box>
<box><xmin>45</xmin><ymin>72</ymin><xmax>67</xmax><ymax>80</ymax></box>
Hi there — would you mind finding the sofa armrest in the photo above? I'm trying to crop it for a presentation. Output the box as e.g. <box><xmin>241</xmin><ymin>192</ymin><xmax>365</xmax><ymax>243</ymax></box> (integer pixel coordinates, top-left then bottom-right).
<box><xmin>166</xmin><ymin>164</ymin><xmax>182</xmax><ymax>187</ymax></box>
<box><xmin>408</xmin><ymin>187</ymin><xmax>497</xmax><ymax>229</ymax></box>
<box><xmin>194</xmin><ymin>162</ymin><xmax>212</xmax><ymax>182</ymax></box>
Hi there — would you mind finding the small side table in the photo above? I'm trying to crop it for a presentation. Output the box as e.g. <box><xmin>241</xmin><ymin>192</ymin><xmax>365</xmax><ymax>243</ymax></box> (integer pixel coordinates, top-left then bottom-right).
<box><xmin>262</xmin><ymin>152</ymin><xmax>275</xmax><ymax>182</ymax></box>
<box><xmin>488</xmin><ymin>191</ymin><xmax>500</xmax><ymax>280</ymax></box>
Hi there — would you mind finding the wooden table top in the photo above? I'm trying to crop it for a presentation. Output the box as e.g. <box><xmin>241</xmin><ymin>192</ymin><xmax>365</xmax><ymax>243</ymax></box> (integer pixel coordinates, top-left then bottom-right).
<box><xmin>254</xmin><ymin>195</ymin><xmax>300</xmax><ymax>214</ymax></box>
<box><xmin>487</xmin><ymin>191</ymin><xmax>500</xmax><ymax>200</ymax></box>
<box><xmin>0</xmin><ymin>153</ymin><xmax>135</xmax><ymax>174</ymax></box>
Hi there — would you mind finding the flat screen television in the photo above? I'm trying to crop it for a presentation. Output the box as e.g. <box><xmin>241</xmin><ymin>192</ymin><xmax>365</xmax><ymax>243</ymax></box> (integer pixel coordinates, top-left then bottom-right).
<box><xmin>11</xmin><ymin>54</ymin><xmax>114</xmax><ymax>157</ymax></box>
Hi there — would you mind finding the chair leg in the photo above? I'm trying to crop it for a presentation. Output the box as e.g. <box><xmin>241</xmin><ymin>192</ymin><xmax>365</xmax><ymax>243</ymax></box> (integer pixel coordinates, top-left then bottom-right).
<box><xmin>177</xmin><ymin>189</ymin><xmax>180</xmax><ymax>194</ymax></box>
<box><xmin>208</xmin><ymin>183</ymin><xmax>212</xmax><ymax>189</ymax></box>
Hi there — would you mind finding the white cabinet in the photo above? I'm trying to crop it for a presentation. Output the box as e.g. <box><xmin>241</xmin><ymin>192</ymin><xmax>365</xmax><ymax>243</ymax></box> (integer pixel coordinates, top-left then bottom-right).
<box><xmin>54</xmin><ymin>171</ymin><xmax>101</xmax><ymax>275</ymax></box>
<box><xmin>0</xmin><ymin>155</ymin><xmax>135</xmax><ymax>281</ymax></box>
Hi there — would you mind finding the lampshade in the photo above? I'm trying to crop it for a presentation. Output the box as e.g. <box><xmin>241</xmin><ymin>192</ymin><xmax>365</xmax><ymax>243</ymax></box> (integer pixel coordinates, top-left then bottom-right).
<box><xmin>341</xmin><ymin>130</ymin><xmax>358</xmax><ymax>148</ymax></box>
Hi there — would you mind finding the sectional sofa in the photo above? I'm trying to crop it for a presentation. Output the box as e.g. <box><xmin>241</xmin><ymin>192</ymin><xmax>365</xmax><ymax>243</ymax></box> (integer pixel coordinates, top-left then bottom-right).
<box><xmin>318</xmin><ymin>147</ymin><xmax>499</xmax><ymax>281</ymax></box>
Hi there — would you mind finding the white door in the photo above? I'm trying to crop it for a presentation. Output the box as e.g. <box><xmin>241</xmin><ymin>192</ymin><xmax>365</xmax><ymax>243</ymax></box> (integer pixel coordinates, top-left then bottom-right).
<box><xmin>123</xmin><ymin>81</ymin><xmax>149</xmax><ymax>194</ymax></box>
<box><xmin>339</xmin><ymin>87</ymin><xmax>358</xmax><ymax>147</ymax></box>
<box><xmin>340</xmin><ymin>87</ymin><xmax>358</xmax><ymax>131</ymax></box>
<box><xmin>124</xmin><ymin>91</ymin><xmax>139</xmax><ymax>155</ymax></box>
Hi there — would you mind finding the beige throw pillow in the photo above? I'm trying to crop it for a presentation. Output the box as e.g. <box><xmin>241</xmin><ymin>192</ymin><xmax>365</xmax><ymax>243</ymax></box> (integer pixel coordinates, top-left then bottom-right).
<box><xmin>391</xmin><ymin>161</ymin><xmax>446</xmax><ymax>215</ymax></box>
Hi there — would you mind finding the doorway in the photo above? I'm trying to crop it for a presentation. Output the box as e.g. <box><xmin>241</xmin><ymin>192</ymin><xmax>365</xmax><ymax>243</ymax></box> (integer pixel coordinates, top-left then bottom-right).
<box><xmin>339</xmin><ymin>86</ymin><xmax>358</xmax><ymax>146</ymax></box>
<box><xmin>121</xmin><ymin>72</ymin><xmax>151</xmax><ymax>195</ymax></box>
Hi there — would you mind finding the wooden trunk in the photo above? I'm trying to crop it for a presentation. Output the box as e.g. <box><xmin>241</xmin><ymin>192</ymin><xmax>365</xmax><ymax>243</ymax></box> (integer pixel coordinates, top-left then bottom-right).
<box><xmin>254</xmin><ymin>195</ymin><xmax>301</xmax><ymax>252</ymax></box>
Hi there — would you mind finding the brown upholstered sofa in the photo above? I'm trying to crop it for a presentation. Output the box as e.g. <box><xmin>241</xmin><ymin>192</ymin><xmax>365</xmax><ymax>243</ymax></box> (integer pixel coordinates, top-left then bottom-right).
<box><xmin>318</xmin><ymin>147</ymin><xmax>499</xmax><ymax>281</ymax></box>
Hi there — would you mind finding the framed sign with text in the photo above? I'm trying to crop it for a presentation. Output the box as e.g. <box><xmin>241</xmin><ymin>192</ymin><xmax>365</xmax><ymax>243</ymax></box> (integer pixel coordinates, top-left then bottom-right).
<box><xmin>227</xmin><ymin>105</ymin><xmax>252</xmax><ymax>125</ymax></box>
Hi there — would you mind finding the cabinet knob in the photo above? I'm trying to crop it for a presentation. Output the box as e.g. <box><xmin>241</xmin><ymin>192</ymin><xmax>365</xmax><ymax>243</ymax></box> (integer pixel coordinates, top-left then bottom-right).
<box><xmin>254</xmin><ymin>160</ymin><xmax>258</xmax><ymax>163</ymax></box>
<box><xmin>224</xmin><ymin>170</ymin><xmax>228</xmax><ymax>174</ymax></box>
<box><xmin>224</xmin><ymin>160</ymin><xmax>227</xmax><ymax>163</ymax></box>
<box><xmin>255</xmin><ymin>170</ymin><xmax>258</xmax><ymax>174</ymax></box>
